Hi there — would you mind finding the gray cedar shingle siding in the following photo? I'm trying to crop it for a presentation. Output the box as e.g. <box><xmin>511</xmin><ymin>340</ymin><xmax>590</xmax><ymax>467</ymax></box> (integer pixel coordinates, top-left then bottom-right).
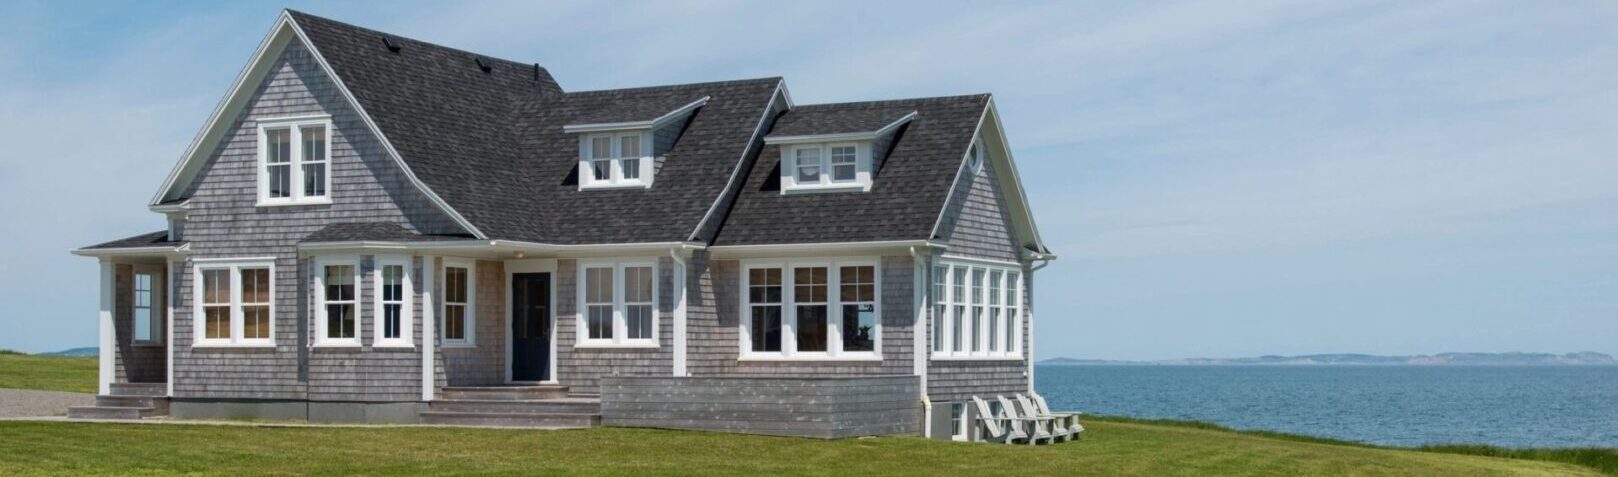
<box><xmin>600</xmin><ymin>375</ymin><xmax>922</xmax><ymax>438</ymax></box>
<box><xmin>922</xmin><ymin>253</ymin><xmax>1032</xmax><ymax>403</ymax></box>
<box><xmin>440</xmin><ymin>260</ymin><xmax>506</xmax><ymax>386</ymax></box>
<box><xmin>174</xmin><ymin>40</ymin><xmax>460</xmax><ymax>400</ymax></box>
<box><xmin>113</xmin><ymin>264</ymin><xmax>166</xmax><ymax>384</ymax></box>
<box><xmin>935</xmin><ymin>147</ymin><xmax>1021</xmax><ymax>262</ymax></box>
<box><xmin>684</xmin><ymin>255</ymin><xmax>916</xmax><ymax>378</ymax></box>
<box><xmin>554</xmin><ymin>258</ymin><xmax>676</xmax><ymax>394</ymax></box>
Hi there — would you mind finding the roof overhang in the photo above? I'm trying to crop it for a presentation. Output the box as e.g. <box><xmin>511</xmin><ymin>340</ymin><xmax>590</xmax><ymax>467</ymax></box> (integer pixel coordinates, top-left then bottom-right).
<box><xmin>72</xmin><ymin>243</ymin><xmax>191</xmax><ymax>259</ymax></box>
<box><xmin>148</xmin><ymin>199</ymin><xmax>192</xmax><ymax>214</ymax></box>
<box><xmin>708</xmin><ymin>240</ymin><xmax>945</xmax><ymax>259</ymax></box>
<box><xmin>297</xmin><ymin>239</ymin><xmax>706</xmax><ymax>259</ymax></box>
<box><xmin>762</xmin><ymin>111</ymin><xmax>917</xmax><ymax>145</ymax></box>
<box><xmin>562</xmin><ymin>96</ymin><xmax>711</xmax><ymax>134</ymax></box>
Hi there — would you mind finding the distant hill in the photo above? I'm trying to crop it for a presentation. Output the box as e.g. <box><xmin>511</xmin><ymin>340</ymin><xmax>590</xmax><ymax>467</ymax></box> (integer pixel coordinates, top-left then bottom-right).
<box><xmin>1040</xmin><ymin>352</ymin><xmax>1617</xmax><ymax>366</ymax></box>
<box><xmin>37</xmin><ymin>347</ymin><xmax>98</xmax><ymax>357</ymax></box>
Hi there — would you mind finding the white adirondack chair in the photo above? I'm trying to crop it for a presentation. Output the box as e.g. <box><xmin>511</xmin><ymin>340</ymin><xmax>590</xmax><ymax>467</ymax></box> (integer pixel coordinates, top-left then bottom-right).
<box><xmin>1015</xmin><ymin>394</ymin><xmax>1076</xmax><ymax>442</ymax></box>
<box><xmin>997</xmin><ymin>395</ymin><xmax>1055</xmax><ymax>444</ymax></box>
<box><xmin>971</xmin><ymin>396</ymin><xmax>1029</xmax><ymax>444</ymax></box>
<box><xmin>1030</xmin><ymin>393</ymin><xmax>1085</xmax><ymax>439</ymax></box>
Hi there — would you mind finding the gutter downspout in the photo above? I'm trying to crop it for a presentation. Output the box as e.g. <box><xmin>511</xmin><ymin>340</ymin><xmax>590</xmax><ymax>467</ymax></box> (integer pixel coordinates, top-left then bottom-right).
<box><xmin>910</xmin><ymin>246</ymin><xmax>932</xmax><ymax>438</ymax></box>
<box><xmin>670</xmin><ymin>247</ymin><xmax>690</xmax><ymax>377</ymax></box>
<box><xmin>1027</xmin><ymin>254</ymin><xmax>1054</xmax><ymax>397</ymax></box>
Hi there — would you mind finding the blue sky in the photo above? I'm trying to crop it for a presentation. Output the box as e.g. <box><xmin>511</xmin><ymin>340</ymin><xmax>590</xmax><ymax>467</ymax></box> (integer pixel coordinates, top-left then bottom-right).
<box><xmin>1</xmin><ymin>0</ymin><xmax>1614</xmax><ymax>359</ymax></box>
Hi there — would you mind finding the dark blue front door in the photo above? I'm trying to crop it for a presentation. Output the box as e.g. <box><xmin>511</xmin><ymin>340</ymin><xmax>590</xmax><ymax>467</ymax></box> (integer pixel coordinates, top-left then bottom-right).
<box><xmin>511</xmin><ymin>273</ymin><xmax>550</xmax><ymax>381</ymax></box>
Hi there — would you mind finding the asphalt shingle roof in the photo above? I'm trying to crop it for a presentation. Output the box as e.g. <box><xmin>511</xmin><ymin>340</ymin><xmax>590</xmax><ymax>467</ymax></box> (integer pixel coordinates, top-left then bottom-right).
<box><xmin>80</xmin><ymin>231</ymin><xmax>184</xmax><ymax>250</ymax></box>
<box><xmin>568</xmin><ymin>93</ymin><xmax>709</xmax><ymax>126</ymax></box>
<box><xmin>302</xmin><ymin>223</ymin><xmax>473</xmax><ymax>243</ymax></box>
<box><xmin>765</xmin><ymin>104</ymin><xmax>916</xmax><ymax>138</ymax></box>
<box><xmin>712</xmin><ymin>95</ymin><xmax>990</xmax><ymax>246</ymax></box>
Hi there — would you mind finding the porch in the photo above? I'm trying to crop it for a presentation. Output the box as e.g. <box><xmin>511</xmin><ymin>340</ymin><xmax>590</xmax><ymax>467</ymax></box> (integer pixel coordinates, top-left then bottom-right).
<box><xmin>69</xmin><ymin>231</ymin><xmax>184</xmax><ymax>419</ymax></box>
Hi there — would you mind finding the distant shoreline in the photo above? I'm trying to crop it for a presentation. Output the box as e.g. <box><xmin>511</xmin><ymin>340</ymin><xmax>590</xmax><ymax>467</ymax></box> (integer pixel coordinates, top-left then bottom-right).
<box><xmin>1039</xmin><ymin>352</ymin><xmax>1617</xmax><ymax>366</ymax></box>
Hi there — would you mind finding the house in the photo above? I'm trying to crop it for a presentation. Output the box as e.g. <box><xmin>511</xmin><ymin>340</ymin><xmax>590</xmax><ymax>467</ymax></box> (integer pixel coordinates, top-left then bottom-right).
<box><xmin>70</xmin><ymin>10</ymin><xmax>1053</xmax><ymax>439</ymax></box>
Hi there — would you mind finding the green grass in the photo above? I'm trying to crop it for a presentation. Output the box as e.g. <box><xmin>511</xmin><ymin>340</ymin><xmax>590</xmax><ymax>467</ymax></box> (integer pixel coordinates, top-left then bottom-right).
<box><xmin>0</xmin><ymin>353</ymin><xmax>97</xmax><ymax>393</ymax></box>
<box><xmin>0</xmin><ymin>420</ymin><xmax>1603</xmax><ymax>477</ymax></box>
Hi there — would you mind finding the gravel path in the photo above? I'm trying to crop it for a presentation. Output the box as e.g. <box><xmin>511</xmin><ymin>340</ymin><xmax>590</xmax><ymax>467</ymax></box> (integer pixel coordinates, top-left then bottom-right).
<box><xmin>0</xmin><ymin>389</ymin><xmax>94</xmax><ymax>417</ymax></box>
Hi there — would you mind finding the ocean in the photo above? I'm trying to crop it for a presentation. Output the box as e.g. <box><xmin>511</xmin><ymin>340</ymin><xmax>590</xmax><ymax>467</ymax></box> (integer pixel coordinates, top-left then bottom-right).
<box><xmin>1034</xmin><ymin>365</ymin><xmax>1618</xmax><ymax>448</ymax></box>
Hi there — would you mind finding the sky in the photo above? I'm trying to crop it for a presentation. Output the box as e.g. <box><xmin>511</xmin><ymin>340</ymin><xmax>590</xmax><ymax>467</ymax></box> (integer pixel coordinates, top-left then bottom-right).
<box><xmin>0</xmin><ymin>0</ymin><xmax>1614</xmax><ymax>360</ymax></box>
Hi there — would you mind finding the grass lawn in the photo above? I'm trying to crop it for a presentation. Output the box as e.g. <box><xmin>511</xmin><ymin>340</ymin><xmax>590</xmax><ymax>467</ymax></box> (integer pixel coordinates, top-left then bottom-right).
<box><xmin>0</xmin><ymin>352</ymin><xmax>97</xmax><ymax>394</ymax></box>
<box><xmin>0</xmin><ymin>420</ymin><xmax>1603</xmax><ymax>477</ymax></box>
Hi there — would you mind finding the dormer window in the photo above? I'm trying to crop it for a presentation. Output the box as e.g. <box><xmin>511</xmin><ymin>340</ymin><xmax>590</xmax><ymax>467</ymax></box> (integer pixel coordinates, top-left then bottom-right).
<box><xmin>764</xmin><ymin>110</ymin><xmax>916</xmax><ymax>195</ymax></box>
<box><xmin>581</xmin><ymin>131</ymin><xmax>653</xmax><ymax>189</ymax></box>
<box><xmin>785</xmin><ymin>143</ymin><xmax>868</xmax><ymax>192</ymax></box>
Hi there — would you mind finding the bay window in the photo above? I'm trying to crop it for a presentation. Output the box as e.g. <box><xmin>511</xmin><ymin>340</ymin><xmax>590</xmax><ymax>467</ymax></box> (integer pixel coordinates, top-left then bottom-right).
<box><xmin>577</xmin><ymin>260</ymin><xmax>658</xmax><ymax>347</ymax></box>
<box><xmin>193</xmin><ymin>258</ymin><xmax>274</xmax><ymax>346</ymax></box>
<box><xmin>931</xmin><ymin>260</ymin><xmax>1022</xmax><ymax>359</ymax></box>
<box><xmin>741</xmin><ymin>259</ymin><xmax>879</xmax><ymax>360</ymax></box>
<box><xmin>374</xmin><ymin>257</ymin><xmax>412</xmax><ymax>347</ymax></box>
<box><xmin>257</xmin><ymin>115</ymin><xmax>332</xmax><ymax>206</ymax></box>
<box><xmin>442</xmin><ymin>260</ymin><xmax>475</xmax><ymax>345</ymax></box>
<box><xmin>315</xmin><ymin>258</ymin><xmax>360</xmax><ymax>346</ymax></box>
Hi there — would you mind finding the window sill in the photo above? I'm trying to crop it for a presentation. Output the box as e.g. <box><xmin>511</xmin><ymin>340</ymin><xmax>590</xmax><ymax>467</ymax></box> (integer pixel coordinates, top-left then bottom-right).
<box><xmin>440</xmin><ymin>342</ymin><xmax>477</xmax><ymax>348</ymax></box>
<box><xmin>192</xmin><ymin>342</ymin><xmax>275</xmax><ymax>349</ymax></box>
<box><xmin>739</xmin><ymin>353</ymin><xmax>884</xmax><ymax>362</ymax></box>
<box><xmin>929</xmin><ymin>354</ymin><xmax>1024</xmax><ymax>362</ymax></box>
<box><xmin>573</xmin><ymin>341</ymin><xmax>659</xmax><ymax>350</ymax></box>
<box><xmin>255</xmin><ymin>197</ymin><xmax>333</xmax><ymax>208</ymax></box>
<box><xmin>781</xmin><ymin>184</ymin><xmax>869</xmax><ymax>195</ymax></box>
<box><xmin>312</xmin><ymin>341</ymin><xmax>362</xmax><ymax>349</ymax></box>
<box><xmin>579</xmin><ymin>182</ymin><xmax>651</xmax><ymax>191</ymax></box>
<box><xmin>372</xmin><ymin>342</ymin><xmax>416</xmax><ymax>349</ymax></box>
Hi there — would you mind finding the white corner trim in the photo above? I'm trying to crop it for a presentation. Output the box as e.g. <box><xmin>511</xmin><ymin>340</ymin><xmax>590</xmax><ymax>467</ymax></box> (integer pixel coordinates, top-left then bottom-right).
<box><xmin>562</xmin><ymin>96</ymin><xmax>710</xmax><ymax>133</ymax></box>
<box><xmin>98</xmin><ymin>260</ymin><xmax>114</xmax><ymax>396</ymax></box>
<box><xmin>421</xmin><ymin>255</ymin><xmax>437</xmax><ymax>400</ymax></box>
<box><xmin>689</xmin><ymin>80</ymin><xmax>787</xmax><ymax>242</ymax></box>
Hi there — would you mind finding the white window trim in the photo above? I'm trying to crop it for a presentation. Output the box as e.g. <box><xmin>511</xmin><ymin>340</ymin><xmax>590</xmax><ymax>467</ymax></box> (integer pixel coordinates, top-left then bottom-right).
<box><xmin>578</xmin><ymin>131</ymin><xmax>655</xmax><ymax>190</ymax></box>
<box><xmin>441</xmin><ymin>258</ymin><xmax>477</xmax><ymax>347</ymax></box>
<box><xmin>373</xmin><ymin>255</ymin><xmax>414</xmax><ymax>348</ymax></box>
<box><xmin>255</xmin><ymin>114</ymin><xmax>334</xmax><ymax>207</ymax></box>
<box><xmin>780</xmin><ymin>142</ymin><xmax>873</xmax><ymax>193</ymax></box>
<box><xmin>738</xmin><ymin>257</ymin><xmax>882</xmax><ymax>361</ymax></box>
<box><xmin>951</xmin><ymin>402</ymin><xmax>969</xmax><ymax>441</ymax></box>
<box><xmin>314</xmin><ymin>256</ymin><xmax>362</xmax><ymax>348</ymax></box>
<box><xmin>575</xmin><ymin>259</ymin><xmax>660</xmax><ymax>349</ymax></box>
<box><xmin>191</xmin><ymin>258</ymin><xmax>276</xmax><ymax>348</ymax></box>
<box><xmin>132</xmin><ymin>265</ymin><xmax>164</xmax><ymax>346</ymax></box>
<box><xmin>931</xmin><ymin>259</ymin><xmax>1023</xmax><ymax>360</ymax></box>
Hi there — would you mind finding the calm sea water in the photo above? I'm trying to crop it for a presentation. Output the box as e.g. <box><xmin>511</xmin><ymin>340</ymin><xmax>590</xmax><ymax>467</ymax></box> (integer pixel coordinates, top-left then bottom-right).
<box><xmin>1035</xmin><ymin>365</ymin><xmax>1618</xmax><ymax>448</ymax></box>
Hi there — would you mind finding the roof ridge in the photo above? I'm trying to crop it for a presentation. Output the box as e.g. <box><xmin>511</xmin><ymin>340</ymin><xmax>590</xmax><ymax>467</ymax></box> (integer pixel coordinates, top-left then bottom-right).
<box><xmin>285</xmin><ymin>9</ymin><xmax>549</xmax><ymax>74</ymax></box>
<box><xmin>792</xmin><ymin>93</ymin><xmax>991</xmax><ymax>109</ymax></box>
<box><xmin>566</xmin><ymin>77</ymin><xmax>783</xmax><ymax>96</ymax></box>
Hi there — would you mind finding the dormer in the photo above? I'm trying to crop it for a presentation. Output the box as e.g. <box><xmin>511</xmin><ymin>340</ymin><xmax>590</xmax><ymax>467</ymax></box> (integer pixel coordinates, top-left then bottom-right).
<box><xmin>563</xmin><ymin>96</ymin><xmax>709</xmax><ymax>190</ymax></box>
<box><xmin>764</xmin><ymin>109</ymin><xmax>916</xmax><ymax>194</ymax></box>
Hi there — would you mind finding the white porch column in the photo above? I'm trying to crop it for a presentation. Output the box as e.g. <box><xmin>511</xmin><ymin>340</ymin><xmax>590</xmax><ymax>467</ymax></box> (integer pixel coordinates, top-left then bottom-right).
<box><xmin>670</xmin><ymin>249</ymin><xmax>688</xmax><ymax>377</ymax></box>
<box><xmin>420</xmin><ymin>255</ymin><xmax>436</xmax><ymax>401</ymax></box>
<box><xmin>98</xmin><ymin>259</ymin><xmax>115</xmax><ymax>396</ymax></box>
<box><xmin>166</xmin><ymin>260</ymin><xmax>176</xmax><ymax>397</ymax></box>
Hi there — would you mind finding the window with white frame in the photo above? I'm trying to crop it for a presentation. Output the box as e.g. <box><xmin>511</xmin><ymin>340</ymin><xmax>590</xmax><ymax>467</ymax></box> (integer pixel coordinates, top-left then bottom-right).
<box><xmin>194</xmin><ymin>259</ymin><xmax>274</xmax><ymax>346</ymax></box>
<box><xmin>741</xmin><ymin>259</ymin><xmax>880</xmax><ymax>359</ymax></box>
<box><xmin>965</xmin><ymin>137</ymin><xmax>984</xmax><ymax>175</ymax></box>
<box><xmin>257</xmin><ymin>116</ymin><xmax>332</xmax><ymax>206</ymax></box>
<box><xmin>580</xmin><ymin>132</ymin><xmax>653</xmax><ymax>189</ymax></box>
<box><xmin>951</xmin><ymin>402</ymin><xmax>968</xmax><ymax>441</ymax></box>
<box><xmin>132</xmin><ymin>268</ymin><xmax>162</xmax><ymax>345</ymax></box>
<box><xmin>442</xmin><ymin>261</ymin><xmax>475</xmax><ymax>345</ymax></box>
<box><xmin>375</xmin><ymin>257</ymin><xmax>412</xmax><ymax>347</ymax></box>
<box><xmin>577</xmin><ymin>260</ymin><xmax>658</xmax><ymax>347</ymax></box>
<box><xmin>316</xmin><ymin>258</ymin><xmax>360</xmax><ymax>346</ymax></box>
<box><xmin>781</xmin><ymin>143</ymin><xmax>872</xmax><ymax>192</ymax></box>
<box><xmin>931</xmin><ymin>260</ymin><xmax>1022</xmax><ymax>359</ymax></box>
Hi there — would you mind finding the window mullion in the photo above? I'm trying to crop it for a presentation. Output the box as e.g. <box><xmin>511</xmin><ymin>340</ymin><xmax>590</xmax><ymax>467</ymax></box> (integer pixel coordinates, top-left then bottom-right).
<box><xmin>614</xmin><ymin>264</ymin><xmax>626</xmax><ymax>344</ymax></box>
<box><xmin>289</xmin><ymin>125</ymin><xmax>304</xmax><ymax>201</ymax></box>
<box><xmin>229</xmin><ymin>265</ymin><xmax>243</xmax><ymax>344</ymax></box>
<box><xmin>828</xmin><ymin>264</ymin><xmax>842</xmax><ymax>356</ymax></box>
<box><xmin>783</xmin><ymin>266</ymin><xmax>796</xmax><ymax>356</ymax></box>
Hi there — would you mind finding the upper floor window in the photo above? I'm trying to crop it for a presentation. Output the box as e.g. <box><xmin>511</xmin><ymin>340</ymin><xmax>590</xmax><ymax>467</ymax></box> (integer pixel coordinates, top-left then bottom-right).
<box><xmin>580</xmin><ymin>132</ymin><xmax>653</xmax><ymax>189</ymax></box>
<box><xmin>780</xmin><ymin>143</ymin><xmax>872</xmax><ymax>193</ymax></box>
<box><xmin>257</xmin><ymin>115</ymin><xmax>333</xmax><ymax>206</ymax></box>
<box><xmin>577</xmin><ymin>260</ymin><xmax>659</xmax><ymax>348</ymax></box>
<box><xmin>931</xmin><ymin>259</ymin><xmax>1021</xmax><ymax>359</ymax></box>
<box><xmin>741</xmin><ymin>258</ymin><xmax>880</xmax><ymax>360</ymax></box>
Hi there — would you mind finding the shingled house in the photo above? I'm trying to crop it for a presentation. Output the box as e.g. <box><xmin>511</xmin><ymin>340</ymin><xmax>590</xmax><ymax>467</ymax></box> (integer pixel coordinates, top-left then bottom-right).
<box><xmin>71</xmin><ymin>10</ymin><xmax>1053</xmax><ymax>439</ymax></box>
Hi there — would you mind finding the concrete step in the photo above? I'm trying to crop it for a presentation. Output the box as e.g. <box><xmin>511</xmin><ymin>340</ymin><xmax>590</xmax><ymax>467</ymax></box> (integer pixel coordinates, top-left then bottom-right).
<box><xmin>95</xmin><ymin>395</ymin><xmax>169</xmax><ymax>413</ymax></box>
<box><xmin>67</xmin><ymin>406</ymin><xmax>162</xmax><ymax>420</ymax></box>
<box><xmin>109</xmin><ymin>383</ymin><xmax>166</xmax><ymax>397</ymax></box>
<box><xmin>438</xmin><ymin>385</ymin><xmax>569</xmax><ymax>401</ymax></box>
<box><xmin>419</xmin><ymin>411</ymin><xmax>599</xmax><ymax>428</ymax></box>
<box><xmin>428</xmin><ymin>398</ymin><xmax>599</xmax><ymax>414</ymax></box>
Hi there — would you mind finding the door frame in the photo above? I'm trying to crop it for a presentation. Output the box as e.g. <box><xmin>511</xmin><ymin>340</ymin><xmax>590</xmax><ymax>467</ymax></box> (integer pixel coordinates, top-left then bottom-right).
<box><xmin>504</xmin><ymin>259</ymin><xmax>558</xmax><ymax>384</ymax></box>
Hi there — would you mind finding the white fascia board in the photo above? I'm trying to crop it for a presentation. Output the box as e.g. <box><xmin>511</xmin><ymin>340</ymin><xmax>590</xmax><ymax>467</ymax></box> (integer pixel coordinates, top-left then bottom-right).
<box><xmin>72</xmin><ymin>243</ymin><xmax>190</xmax><ymax>258</ymax></box>
<box><xmin>562</xmin><ymin>96</ymin><xmax>711</xmax><ymax>134</ymax></box>
<box><xmin>148</xmin><ymin>199</ymin><xmax>192</xmax><ymax>214</ymax></box>
<box><xmin>981</xmin><ymin>99</ymin><xmax>1049</xmax><ymax>256</ymax></box>
<box><xmin>708</xmin><ymin>240</ymin><xmax>944</xmax><ymax>259</ymax></box>
<box><xmin>926</xmin><ymin>97</ymin><xmax>1049</xmax><ymax>257</ymax></box>
<box><xmin>763</xmin><ymin>111</ymin><xmax>916</xmax><ymax>145</ymax></box>
<box><xmin>150</xmin><ymin>11</ymin><xmax>487</xmax><ymax>239</ymax></box>
<box><xmin>298</xmin><ymin>239</ymin><xmax>706</xmax><ymax>256</ymax></box>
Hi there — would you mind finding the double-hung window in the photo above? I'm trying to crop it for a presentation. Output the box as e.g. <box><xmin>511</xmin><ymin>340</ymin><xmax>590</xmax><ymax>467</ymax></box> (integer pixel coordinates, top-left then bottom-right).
<box><xmin>931</xmin><ymin>260</ymin><xmax>1022</xmax><ymax>359</ymax></box>
<box><xmin>315</xmin><ymin>257</ymin><xmax>360</xmax><ymax>347</ymax></box>
<box><xmin>577</xmin><ymin>260</ymin><xmax>658</xmax><ymax>347</ymax></box>
<box><xmin>580</xmin><ymin>132</ymin><xmax>652</xmax><ymax>189</ymax></box>
<box><xmin>741</xmin><ymin>259</ymin><xmax>880</xmax><ymax>360</ymax></box>
<box><xmin>442</xmin><ymin>260</ymin><xmax>475</xmax><ymax>346</ymax></box>
<box><xmin>374</xmin><ymin>257</ymin><xmax>412</xmax><ymax>347</ymax></box>
<box><xmin>193</xmin><ymin>258</ymin><xmax>274</xmax><ymax>347</ymax></box>
<box><xmin>257</xmin><ymin>115</ymin><xmax>332</xmax><ymax>206</ymax></box>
